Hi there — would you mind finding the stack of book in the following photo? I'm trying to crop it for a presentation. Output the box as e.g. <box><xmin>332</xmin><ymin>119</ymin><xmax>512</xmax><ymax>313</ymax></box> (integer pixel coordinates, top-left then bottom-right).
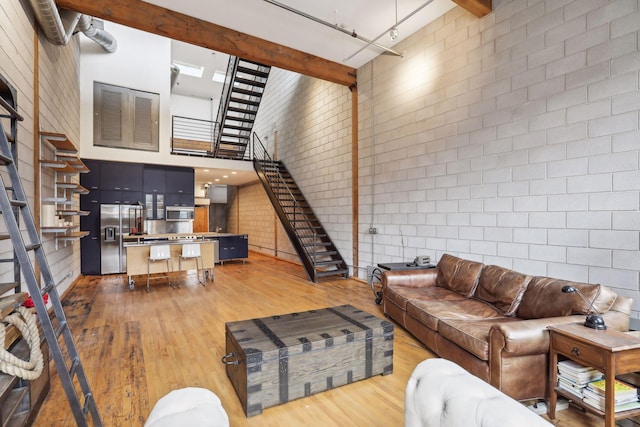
<box><xmin>583</xmin><ymin>378</ymin><xmax>640</xmax><ymax>412</ymax></box>
<box><xmin>557</xmin><ymin>360</ymin><xmax>603</xmax><ymax>399</ymax></box>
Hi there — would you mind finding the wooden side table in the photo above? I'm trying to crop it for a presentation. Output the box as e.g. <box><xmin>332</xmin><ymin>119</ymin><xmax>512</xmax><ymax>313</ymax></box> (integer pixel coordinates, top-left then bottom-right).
<box><xmin>548</xmin><ymin>323</ymin><xmax>640</xmax><ymax>427</ymax></box>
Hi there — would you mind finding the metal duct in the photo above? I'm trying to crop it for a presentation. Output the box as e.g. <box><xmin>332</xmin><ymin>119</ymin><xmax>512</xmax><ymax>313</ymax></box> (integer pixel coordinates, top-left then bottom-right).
<box><xmin>76</xmin><ymin>15</ymin><xmax>118</xmax><ymax>53</ymax></box>
<box><xmin>28</xmin><ymin>0</ymin><xmax>117</xmax><ymax>52</ymax></box>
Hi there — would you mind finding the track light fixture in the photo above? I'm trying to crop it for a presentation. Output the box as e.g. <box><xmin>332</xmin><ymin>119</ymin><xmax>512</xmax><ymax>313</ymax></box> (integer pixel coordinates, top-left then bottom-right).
<box><xmin>390</xmin><ymin>0</ymin><xmax>399</xmax><ymax>41</ymax></box>
<box><xmin>389</xmin><ymin>27</ymin><xmax>398</xmax><ymax>40</ymax></box>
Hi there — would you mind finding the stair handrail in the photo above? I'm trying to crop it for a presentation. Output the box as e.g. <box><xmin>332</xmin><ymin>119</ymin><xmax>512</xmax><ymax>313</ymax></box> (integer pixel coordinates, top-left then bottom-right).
<box><xmin>216</xmin><ymin>56</ymin><xmax>240</xmax><ymax>128</ymax></box>
<box><xmin>252</xmin><ymin>133</ymin><xmax>318</xmax><ymax>263</ymax></box>
<box><xmin>214</xmin><ymin>56</ymin><xmax>240</xmax><ymax>157</ymax></box>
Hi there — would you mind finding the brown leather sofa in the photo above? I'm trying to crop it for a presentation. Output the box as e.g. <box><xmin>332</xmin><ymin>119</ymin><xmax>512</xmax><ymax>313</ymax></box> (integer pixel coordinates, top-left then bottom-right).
<box><xmin>382</xmin><ymin>254</ymin><xmax>633</xmax><ymax>401</ymax></box>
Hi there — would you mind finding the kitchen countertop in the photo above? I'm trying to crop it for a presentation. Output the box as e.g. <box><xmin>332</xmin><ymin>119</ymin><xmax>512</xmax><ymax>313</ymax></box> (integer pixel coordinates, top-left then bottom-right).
<box><xmin>122</xmin><ymin>232</ymin><xmax>246</xmax><ymax>243</ymax></box>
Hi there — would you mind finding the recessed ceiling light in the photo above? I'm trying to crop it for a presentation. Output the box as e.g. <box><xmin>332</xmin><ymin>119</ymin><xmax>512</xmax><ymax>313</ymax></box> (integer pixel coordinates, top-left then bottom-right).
<box><xmin>214</xmin><ymin>178</ymin><xmax>220</xmax><ymax>182</ymax></box>
<box><xmin>231</xmin><ymin>171</ymin><xmax>237</xmax><ymax>175</ymax></box>
<box><xmin>212</xmin><ymin>71</ymin><xmax>226</xmax><ymax>83</ymax></box>
<box><xmin>173</xmin><ymin>61</ymin><xmax>204</xmax><ymax>78</ymax></box>
<box><xmin>204</xmin><ymin>169</ymin><xmax>209</xmax><ymax>172</ymax></box>
<box><xmin>223</xmin><ymin>175</ymin><xmax>228</xmax><ymax>178</ymax></box>
<box><xmin>207</xmin><ymin>181</ymin><xmax>212</xmax><ymax>184</ymax></box>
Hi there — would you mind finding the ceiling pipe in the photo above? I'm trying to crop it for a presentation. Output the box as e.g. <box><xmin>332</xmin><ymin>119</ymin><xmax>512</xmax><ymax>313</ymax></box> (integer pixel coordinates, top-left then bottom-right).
<box><xmin>27</xmin><ymin>0</ymin><xmax>117</xmax><ymax>52</ymax></box>
<box><xmin>345</xmin><ymin>0</ymin><xmax>436</xmax><ymax>61</ymax></box>
<box><xmin>262</xmin><ymin>0</ymin><xmax>402</xmax><ymax>57</ymax></box>
<box><xmin>76</xmin><ymin>15</ymin><xmax>118</xmax><ymax>53</ymax></box>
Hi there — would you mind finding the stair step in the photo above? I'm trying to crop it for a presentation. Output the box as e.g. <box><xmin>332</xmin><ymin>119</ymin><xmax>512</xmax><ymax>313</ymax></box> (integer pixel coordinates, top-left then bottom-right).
<box><xmin>229</xmin><ymin>97</ymin><xmax>261</xmax><ymax>107</ymax></box>
<box><xmin>305</xmin><ymin>242</ymin><xmax>332</xmax><ymax>247</ymax></box>
<box><xmin>222</xmin><ymin>124</ymin><xmax>254</xmax><ymax>131</ymax></box>
<box><xmin>237</xmin><ymin>65</ymin><xmax>270</xmax><ymax>79</ymax></box>
<box><xmin>231</xmin><ymin>87</ymin><xmax>264</xmax><ymax>97</ymax></box>
<box><xmin>221</xmin><ymin>132</ymin><xmax>250</xmax><ymax>139</ymax></box>
<box><xmin>315</xmin><ymin>260</ymin><xmax>345</xmax><ymax>267</ymax></box>
<box><xmin>296</xmin><ymin>227</ymin><xmax>323</xmax><ymax>232</ymax></box>
<box><xmin>224</xmin><ymin>115</ymin><xmax>255</xmax><ymax>124</ymax></box>
<box><xmin>280</xmin><ymin>205</ymin><xmax>311</xmax><ymax>213</ymax></box>
<box><xmin>234</xmin><ymin>77</ymin><xmax>267</xmax><ymax>88</ymax></box>
<box><xmin>315</xmin><ymin>268</ymin><xmax>349</xmax><ymax>278</ymax></box>
<box><xmin>299</xmin><ymin>234</ymin><xmax>327</xmax><ymax>240</ymax></box>
<box><xmin>311</xmin><ymin>251</ymin><xmax>338</xmax><ymax>257</ymax></box>
<box><xmin>227</xmin><ymin>106</ymin><xmax>258</xmax><ymax>115</ymax></box>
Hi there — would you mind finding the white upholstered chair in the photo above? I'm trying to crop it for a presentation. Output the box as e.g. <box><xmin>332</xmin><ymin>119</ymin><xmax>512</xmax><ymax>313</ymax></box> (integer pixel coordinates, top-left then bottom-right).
<box><xmin>405</xmin><ymin>358</ymin><xmax>553</xmax><ymax>427</ymax></box>
<box><xmin>179</xmin><ymin>243</ymin><xmax>205</xmax><ymax>286</ymax></box>
<box><xmin>147</xmin><ymin>245</ymin><xmax>174</xmax><ymax>292</ymax></box>
<box><xmin>144</xmin><ymin>387</ymin><xmax>229</xmax><ymax>427</ymax></box>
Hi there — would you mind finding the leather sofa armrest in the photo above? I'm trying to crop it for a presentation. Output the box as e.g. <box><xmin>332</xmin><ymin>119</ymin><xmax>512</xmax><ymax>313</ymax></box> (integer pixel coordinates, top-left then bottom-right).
<box><xmin>489</xmin><ymin>317</ymin><xmax>577</xmax><ymax>357</ymax></box>
<box><xmin>381</xmin><ymin>269</ymin><xmax>437</xmax><ymax>291</ymax></box>
<box><xmin>490</xmin><ymin>309</ymin><xmax>632</xmax><ymax>357</ymax></box>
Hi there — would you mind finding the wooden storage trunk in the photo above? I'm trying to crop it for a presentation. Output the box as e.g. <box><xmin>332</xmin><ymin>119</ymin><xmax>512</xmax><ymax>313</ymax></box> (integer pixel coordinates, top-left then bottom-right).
<box><xmin>223</xmin><ymin>304</ymin><xmax>394</xmax><ymax>416</ymax></box>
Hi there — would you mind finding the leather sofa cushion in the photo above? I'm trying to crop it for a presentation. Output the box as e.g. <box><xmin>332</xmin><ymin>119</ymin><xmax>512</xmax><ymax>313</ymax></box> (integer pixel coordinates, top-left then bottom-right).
<box><xmin>385</xmin><ymin>285</ymin><xmax>466</xmax><ymax>311</ymax></box>
<box><xmin>517</xmin><ymin>277</ymin><xmax>617</xmax><ymax>319</ymax></box>
<box><xmin>474</xmin><ymin>265</ymin><xmax>532</xmax><ymax>316</ymax></box>
<box><xmin>435</xmin><ymin>254</ymin><xmax>484</xmax><ymax>297</ymax></box>
<box><xmin>438</xmin><ymin>318</ymin><xmax>518</xmax><ymax>360</ymax></box>
<box><xmin>407</xmin><ymin>298</ymin><xmax>503</xmax><ymax>332</ymax></box>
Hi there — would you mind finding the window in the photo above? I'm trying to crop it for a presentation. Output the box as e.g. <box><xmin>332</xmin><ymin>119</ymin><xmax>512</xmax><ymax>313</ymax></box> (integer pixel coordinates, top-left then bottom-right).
<box><xmin>93</xmin><ymin>82</ymin><xmax>159</xmax><ymax>152</ymax></box>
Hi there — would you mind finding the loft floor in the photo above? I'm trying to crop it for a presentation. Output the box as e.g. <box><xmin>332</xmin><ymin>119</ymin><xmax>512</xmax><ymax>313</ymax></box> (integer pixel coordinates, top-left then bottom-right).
<box><xmin>35</xmin><ymin>252</ymin><xmax>617</xmax><ymax>426</ymax></box>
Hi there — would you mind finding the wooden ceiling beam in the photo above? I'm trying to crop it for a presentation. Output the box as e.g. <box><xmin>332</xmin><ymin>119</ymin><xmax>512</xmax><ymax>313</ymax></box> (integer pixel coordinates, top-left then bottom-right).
<box><xmin>451</xmin><ymin>0</ymin><xmax>492</xmax><ymax>18</ymax></box>
<box><xmin>54</xmin><ymin>0</ymin><xmax>357</xmax><ymax>88</ymax></box>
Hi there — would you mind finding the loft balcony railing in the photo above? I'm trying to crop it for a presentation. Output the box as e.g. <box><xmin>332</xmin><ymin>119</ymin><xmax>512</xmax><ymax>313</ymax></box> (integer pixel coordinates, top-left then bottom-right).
<box><xmin>171</xmin><ymin>115</ymin><xmax>252</xmax><ymax>160</ymax></box>
<box><xmin>171</xmin><ymin>115</ymin><xmax>219</xmax><ymax>156</ymax></box>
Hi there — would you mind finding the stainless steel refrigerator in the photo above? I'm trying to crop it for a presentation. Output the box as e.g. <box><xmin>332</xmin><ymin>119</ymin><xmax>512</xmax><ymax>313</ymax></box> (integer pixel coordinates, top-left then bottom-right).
<box><xmin>100</xmin><ymin>204</ymin><xmax>139</xmax><ymax>274</ymax></box>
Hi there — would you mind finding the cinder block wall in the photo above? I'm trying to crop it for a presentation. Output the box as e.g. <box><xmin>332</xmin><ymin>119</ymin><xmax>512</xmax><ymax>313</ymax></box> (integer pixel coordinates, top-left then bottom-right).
<box><xmin>235</xmin><ymin>181</ymin><xmax>298</xmax><ymax>263</ymax></box>
<box><xmin>359</xmin><ymin>0</ymin><xmax>640</xmax><ymax>316</ymax></box>
<box><xmin>239</xmin><ymin>0</ymin><xmax>640</xmax><ymax>316</ymax></box>
<box><xmin>0</xmin><ymin>0</ymin><xmax>81</xmax><ymax>296</ymax></box>
<box><xmin>252</xmin><ymin>69</ymin><xmax>354</xmax><ymax>270</ymax></box>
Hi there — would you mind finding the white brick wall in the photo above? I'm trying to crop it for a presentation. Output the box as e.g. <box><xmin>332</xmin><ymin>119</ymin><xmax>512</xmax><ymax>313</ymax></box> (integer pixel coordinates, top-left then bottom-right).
<box><xmin>0</xmin><ymin>0</ymin><xmax>80</xmax><ymax>296</ymax></box>
<box><xmin>358</xmin><ymin>0</ymin><xmax>640</xmax><ymax>316</ymax></box>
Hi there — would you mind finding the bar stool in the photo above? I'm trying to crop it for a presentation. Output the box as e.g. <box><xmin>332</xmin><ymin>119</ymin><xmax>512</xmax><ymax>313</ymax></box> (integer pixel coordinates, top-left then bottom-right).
<box><xmin>179</xmin><ymin>243</ymin><xmax>205</xmax><ymax>286</ymax></box>
<box><xmin>147</xmin><ymin>245</ymin><xmax>174</xmax><ymax>292</ymax></box>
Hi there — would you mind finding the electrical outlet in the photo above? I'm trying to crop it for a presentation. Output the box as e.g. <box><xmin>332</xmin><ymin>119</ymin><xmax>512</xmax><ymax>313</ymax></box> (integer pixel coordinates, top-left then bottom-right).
<box><xmin>368</xmin><ymin>227</ymin><xmax>377</xmax><ymax>234</ymax></box>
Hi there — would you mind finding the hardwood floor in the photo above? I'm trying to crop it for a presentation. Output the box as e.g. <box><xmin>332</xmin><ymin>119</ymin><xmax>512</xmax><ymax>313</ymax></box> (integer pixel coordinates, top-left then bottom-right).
<box><xmin>32</xmin><ymin>253</ymin><xmax>633</xmax><ymax>426</ymax></box>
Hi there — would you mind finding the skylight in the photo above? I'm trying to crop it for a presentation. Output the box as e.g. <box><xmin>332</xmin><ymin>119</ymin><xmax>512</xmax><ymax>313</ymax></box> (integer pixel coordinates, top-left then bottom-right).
<box><xmin>173</xmin><ymin>61</ymin><xmax>204</xmax><ymax>78</ymax></box>
<box><xmin>212</xmin><ymin>71</ymin><xmax>226</xmax><ymax>83</ymax></box>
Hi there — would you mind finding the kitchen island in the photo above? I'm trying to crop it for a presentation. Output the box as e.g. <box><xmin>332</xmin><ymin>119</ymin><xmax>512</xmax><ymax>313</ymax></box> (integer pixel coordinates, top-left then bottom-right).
<box><xmin>122</xmin><ymin>233</ymin><xmax>248</xmax><ymax>290</ymax></box>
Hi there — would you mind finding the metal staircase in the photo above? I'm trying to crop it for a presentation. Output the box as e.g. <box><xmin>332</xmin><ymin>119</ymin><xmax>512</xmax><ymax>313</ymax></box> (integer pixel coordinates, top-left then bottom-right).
<box><xmin>213</xmin><ymin>57</ymin><xmax>271</xmax><ymax>160</ymax></box>
<box><xmin>0</xmin><ymin>96</ymin><xmax>102</xmax><ymax>426</ymax></box>
<box><xmin>253</xmin><ymin>134</ymin><xmax>349</xmax><ymax>282</ymax></box>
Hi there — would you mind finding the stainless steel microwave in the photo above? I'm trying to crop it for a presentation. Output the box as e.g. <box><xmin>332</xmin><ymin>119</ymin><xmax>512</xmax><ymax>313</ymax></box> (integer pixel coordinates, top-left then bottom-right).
<box><xmin>165</xmin><ymin>206</ymin><xmax>194</xmax><ymax>221</ymax></box>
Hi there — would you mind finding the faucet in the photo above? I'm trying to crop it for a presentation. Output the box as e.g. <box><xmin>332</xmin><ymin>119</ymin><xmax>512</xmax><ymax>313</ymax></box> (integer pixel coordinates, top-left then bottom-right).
<box><xmin>216</xmin><ymin>226</ymin><xmax>223</xmax><ymax>233</ymax></box>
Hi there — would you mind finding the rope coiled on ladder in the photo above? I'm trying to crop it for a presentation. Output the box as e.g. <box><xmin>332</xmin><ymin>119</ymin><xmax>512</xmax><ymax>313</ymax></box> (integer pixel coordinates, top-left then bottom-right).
<box><xmin>0</xmin><ymin>306</ymin><xmax>44</xmax><ymax>380</ymax></box>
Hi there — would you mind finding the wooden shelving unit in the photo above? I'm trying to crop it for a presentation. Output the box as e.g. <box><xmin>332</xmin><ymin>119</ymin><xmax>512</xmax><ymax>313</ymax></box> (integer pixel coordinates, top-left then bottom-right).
<box><xmin>39</xmin><ymin>131</ymin><xmax>90</xmax><ymax>249</ymax></box>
